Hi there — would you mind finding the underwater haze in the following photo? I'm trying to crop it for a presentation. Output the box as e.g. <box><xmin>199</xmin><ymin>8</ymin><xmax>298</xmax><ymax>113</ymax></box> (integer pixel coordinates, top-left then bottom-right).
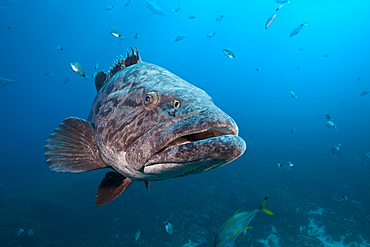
<box><xmin>1</xmin><ymin>0</ymin><xmax>370</xmax><ymax>246</ymax></box>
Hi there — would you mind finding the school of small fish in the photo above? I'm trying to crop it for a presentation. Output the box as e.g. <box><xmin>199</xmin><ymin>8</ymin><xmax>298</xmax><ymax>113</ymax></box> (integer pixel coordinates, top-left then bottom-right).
<box><xmin>3</xmin><ymin>0</ymin><xmax>365</xmax><ymax>93</ymax></box>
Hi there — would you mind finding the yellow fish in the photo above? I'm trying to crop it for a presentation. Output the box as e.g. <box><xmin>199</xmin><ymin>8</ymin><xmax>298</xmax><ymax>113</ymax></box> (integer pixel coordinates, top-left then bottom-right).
<box><xmin>214</xmin><ymin>196</ymin><xmax>274</xmax><ymax>247</ymax></box>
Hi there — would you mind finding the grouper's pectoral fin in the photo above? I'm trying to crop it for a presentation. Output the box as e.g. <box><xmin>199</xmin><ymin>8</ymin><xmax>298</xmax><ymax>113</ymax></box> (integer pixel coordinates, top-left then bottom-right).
<box><xmin>96</xmin><ymin>172</ymin><xmax>133</xmax><ymax>206</ymax></box>
<box><xmin>45</xmin><ymin>117</ymin><xmax>108</xmax><ymax>173</ymax></box>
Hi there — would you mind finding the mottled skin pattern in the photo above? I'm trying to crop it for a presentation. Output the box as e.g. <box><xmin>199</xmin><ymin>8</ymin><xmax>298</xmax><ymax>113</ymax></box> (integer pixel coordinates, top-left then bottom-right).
<box><xmin>88</xmin><ymin>62</ymin><xmax>246</xmax><ymax>181</ymax></box>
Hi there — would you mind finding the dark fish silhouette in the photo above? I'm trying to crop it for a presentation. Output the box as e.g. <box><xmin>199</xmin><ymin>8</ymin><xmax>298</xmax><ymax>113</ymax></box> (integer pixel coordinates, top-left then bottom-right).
<box><xmin>216</xmin><ymin>15</ymin><xmax>224</xmax><ymax>21</ymax></box>
<box><xmin>0</xmin><ymin>77</ymin><xmax>16</xmax><ymax>87</ymax></box>
<box><xmin>144</xmin><ymin>0</ymin><xmax>165</xmax><ymax>16</ymax></box>
<box><xmin>173</xmin><ymin>34</ymin><xmax>186</xmax><ymax>42</ymax></box>
<box><xmin>207</xmin><ymin>32</ymin><xmax>216</xmax><ymax>38</ymax></box>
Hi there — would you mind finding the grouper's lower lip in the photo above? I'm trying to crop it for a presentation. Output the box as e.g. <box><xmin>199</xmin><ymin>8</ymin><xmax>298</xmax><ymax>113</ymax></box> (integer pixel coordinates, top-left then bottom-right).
<box><xmin>143</xmin><ymin>135</ymin><xmax>246</xmax><ymax>176</ymax></box>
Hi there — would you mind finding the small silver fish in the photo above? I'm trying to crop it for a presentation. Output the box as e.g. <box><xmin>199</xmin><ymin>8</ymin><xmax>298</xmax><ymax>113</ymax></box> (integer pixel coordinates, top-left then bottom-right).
<box><xmin>289</xmin><ymin>91</ymin><xmax>297</xmax><ymax>100</ymax></box>
<box><xmin>94</xmin><ymin>63</ymin><xmax>99</xmax><ymax>69</ymax></box>
<box><xmin>216</xmin><ymin>15</ymin><xmax>224</xmax><ymax>21</ymax></box>
<box><xmin>173</xmin><ymin>0</ymin><xmax>181</xmax><ymax>13</ymax></box>
<box><xmin>44</xmin><ymin>72</ymin><xmax>55</xmax><ymax>76</ymax></box>
<box><xmin>256</xmin><ymin>67</ymin><xmax>260</xmax><ymax>72</ymax></box>
<box><xmin>355</xmin><ymin>157</ymin><xmax>367</xmax><ymax>165</ymax></box>
<box><xmin>265</xmin><ymin>4</ymin><xmax>283</xmax><ymax>29</ymax></box>
<box><xmin>104</xmin><ymin>6</ymin><xmax>114</xmax><ymax>11</ymax></box>
<box><xmin>324</xmin><ymin>114</ymin><xmax>331</xmax><ymax>120</ymax></box>
<box><xmin>134</xmin><ymin>229</ymin><xmax>140</xmax><ymax>242</ymax></box>
<box><xmin>165</xmin><ymin>221</ymin><xmax>173</xmax><ymax>235</ymax></box>
<box><xmin>173</xmin><ymin>7</ymin><xmax>181</xmax><ymax>12</ymax></box>
<box><xmin>290</xmin><ymin>22</ymin><xmax>308</xmax><ymax>37</ymax></box>
<box><xmin>359</xmin><ymin>90</ymin><xmax>370</xmax><ymax>96</ymax></box>
<box><xmin>332</xmin><ymin>143</ymin><xmax>341</xmax><ymax>155</ymax></box>
<box><xmin>207</xmin><ymin>32</ymin><xmax>216</xmax><ymax>38</ymax></box>
<box><xmin>56</xmin><ymin>45</ymin><xmax>66</xmax><ymax>51</ymax></box>
<box><xmin>108</xmin><ymin>27</ymin><xmax>124</xmax><ymax>41</ymax></box>
<box><xmin>173</xmin><ymin>34</ymin><xmax>186</xmax><ymax>42</ymax></box>
<box><xmin>358</xmin><ymin>77</ymin><xmax>361</xmax><ymax>81</ymax></box>
<box><xmin>133</xmin><ymin>33</ymin><xmax>139</xmax><ymax>39</ymax></box>
<box><xmin>290</xmin><ymin>128</ymin><xmax>295</xmax><ymax>135</ymax></box>
<box><xmin>277</xmin><ymin>161</ymin><xmax>293</xmax><ymax>169</ymax></box>
<box><xmin>196</xmin><ymin>236</ymin><xmax>208</xmax><ymax>243</ymax></box>
<box><xmin>222</xmin><ymin>48</ymin><xmax>235</xmax><ymax>58</ymax></box>
<box><xmin>332</xmin><ymin>193</ymin><xmax>348</xmax><ymax>201</ymax></box>
<box><xmin>70</xmin><ymin>62</ymin><xmax>89</xmax><ymax>80</ymax></box>
<box><xmin>15</xmin><ymin>228</ymin><xmax>24</xmax><ymax>236</ymax></box>
<box><xmin>188</xmin><ymin>15</ymin><xmax>195</xmax><ymax>19</ymax></box>
<box><xmin>63</xmin><ymin>78</ymin><xmax>69</xmax><ymax>84</ymax></box>
<box><xmin>325</xmin><ymin>120</ymin><xmax>337</xmax><ymax>129</ymax></box>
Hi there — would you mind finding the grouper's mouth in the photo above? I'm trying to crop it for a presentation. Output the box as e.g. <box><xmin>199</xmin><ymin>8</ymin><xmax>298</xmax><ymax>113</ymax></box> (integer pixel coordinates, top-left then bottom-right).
<box><xmin>154</xmin><ymin>126</ymin><xmax>234</xmax><ymax>155</ymax></box>
<box><xmin>125</xmin><ymin>107</ymin><xmax>242</xmax><ymax>171</ymax></box>
<box><xmin>143</xmin><ymin>132</ymin><xmax>246</xmax><ymax>178</ymax></box>
<box><xmin>125</xmin><ymin>107</ymin><xmax>247</xmax><ymax>178</ymax></box>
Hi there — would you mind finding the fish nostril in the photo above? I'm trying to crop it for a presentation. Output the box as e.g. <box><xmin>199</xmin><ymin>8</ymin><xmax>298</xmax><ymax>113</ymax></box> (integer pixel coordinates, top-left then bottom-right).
<box><xmin>172</xmin><ymin>100</ymin><xmax>180</xmax><ymax>108</ymax></box>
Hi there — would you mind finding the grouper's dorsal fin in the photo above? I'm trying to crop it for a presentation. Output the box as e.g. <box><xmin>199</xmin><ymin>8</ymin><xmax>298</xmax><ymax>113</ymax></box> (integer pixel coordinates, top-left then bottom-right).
<box><xmin>94</xmin><ymin>47</ymin><xmax>141</xmax><ymax>92</ymax></box>
<box><xmin>94</xmin><ymin>71</ymin><xmax>108</xmax><ymax>92</ymax></box>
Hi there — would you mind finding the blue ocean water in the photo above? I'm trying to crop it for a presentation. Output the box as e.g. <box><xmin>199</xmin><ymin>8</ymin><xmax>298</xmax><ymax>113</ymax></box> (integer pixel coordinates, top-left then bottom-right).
<box><xmin>1</xmin><ymin>0</ymin><xmax>370</xmax><ymax>246</ymax></box>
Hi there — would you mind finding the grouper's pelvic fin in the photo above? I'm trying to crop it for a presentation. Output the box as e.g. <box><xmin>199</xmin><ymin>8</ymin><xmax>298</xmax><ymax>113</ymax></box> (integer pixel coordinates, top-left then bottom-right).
<box><xmin>144</xmin><ymin>181</ymin><xmax>150</xmax><ymax>190</ymax></box>
<box><xmin>258</xmin><ymin>196</ymin><xmax>274</xmax><ymax>215</ymax></box>
<box><xmin>94</xmin><ymin>46</ymin><xmax>141</xmax><ymax>92</ymax></box>
<box><xmin>96</xmin><ymin>172</ymin><xmax>133</xmax><ymax>206</ymax></box>
<box><xmin>45</xmin><ymin>117</ymin><xmax>108</xmax><ymax>173</ymax></box>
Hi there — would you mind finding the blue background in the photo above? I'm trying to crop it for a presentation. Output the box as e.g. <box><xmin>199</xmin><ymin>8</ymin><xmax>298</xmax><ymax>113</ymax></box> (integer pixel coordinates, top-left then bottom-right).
<box><xmin>1</xmin><ymin>0</ymin><xmax>369</xmax><ymax>246</ymax></box>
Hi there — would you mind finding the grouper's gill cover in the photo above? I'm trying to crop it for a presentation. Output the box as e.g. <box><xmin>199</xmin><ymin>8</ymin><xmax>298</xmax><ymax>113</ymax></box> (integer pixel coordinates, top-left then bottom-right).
<box><xmin>45</xmin><ymin>47</ymin><xmax>246</xmax><ymax>206</ymax></box>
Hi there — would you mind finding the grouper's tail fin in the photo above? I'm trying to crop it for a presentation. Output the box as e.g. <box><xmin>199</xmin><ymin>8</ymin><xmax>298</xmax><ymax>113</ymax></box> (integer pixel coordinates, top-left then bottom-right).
<box><xmin>259</xmin><ymin>196</ymin><xmax>274</xmax><ymax>215</ymax></box>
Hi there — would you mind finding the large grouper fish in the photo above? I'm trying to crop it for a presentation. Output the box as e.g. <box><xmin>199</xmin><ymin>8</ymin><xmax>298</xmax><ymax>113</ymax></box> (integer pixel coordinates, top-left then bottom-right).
<box><xmin>45</xmin><ymin>47</ymin><xmax>246</xmax><ymax>206</ymax></box>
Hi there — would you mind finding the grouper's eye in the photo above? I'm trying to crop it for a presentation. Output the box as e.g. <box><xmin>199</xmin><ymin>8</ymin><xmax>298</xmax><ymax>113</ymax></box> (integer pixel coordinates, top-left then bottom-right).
<box><xmin>172</xmin><ymin>99</ymin><xmax>180</xmax><ymax>108</ymax></box>
<box><xmin>144</xmin><ymin>91</ymin><xmax>158</xmax><ymax>108</ymax></box>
